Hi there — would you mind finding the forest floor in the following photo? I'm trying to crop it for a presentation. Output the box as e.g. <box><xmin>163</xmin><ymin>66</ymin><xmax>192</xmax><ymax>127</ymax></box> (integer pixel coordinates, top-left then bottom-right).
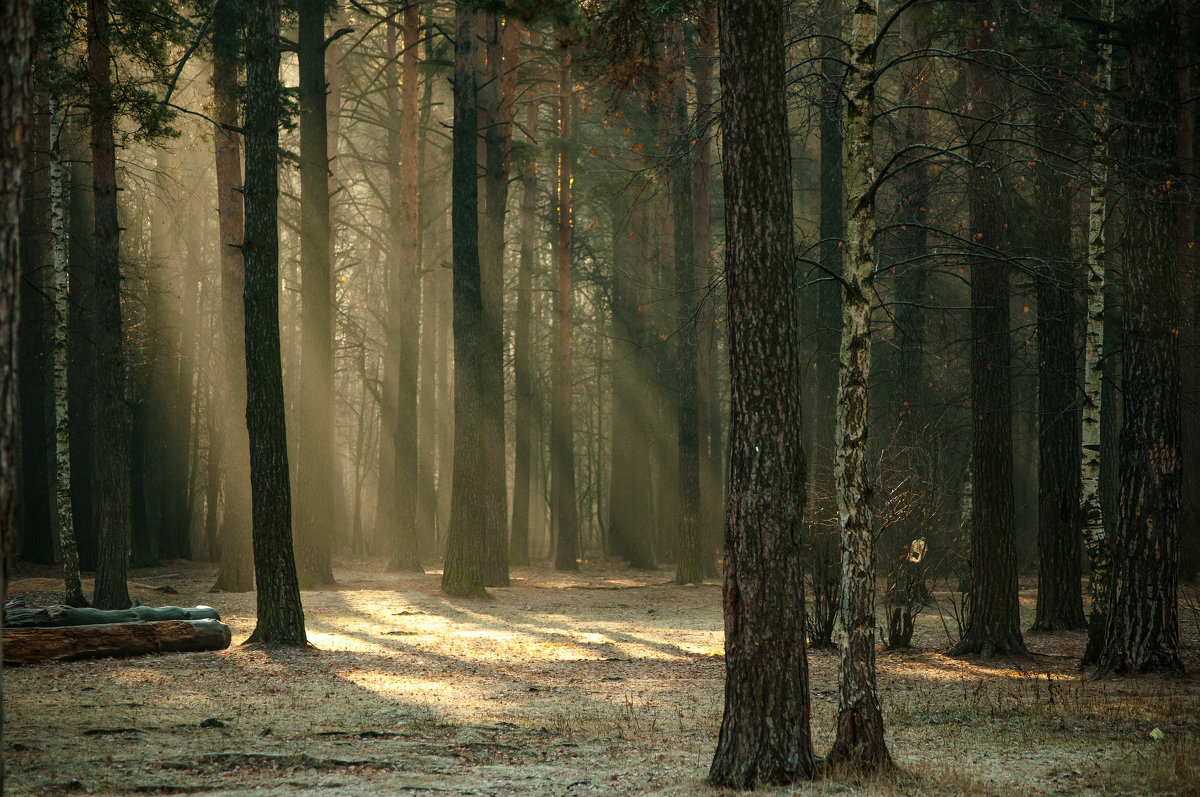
<box><xmin>4</xmin><ymin>558</ymin><xmax>1200</xmax><ymax>796</ymax></box>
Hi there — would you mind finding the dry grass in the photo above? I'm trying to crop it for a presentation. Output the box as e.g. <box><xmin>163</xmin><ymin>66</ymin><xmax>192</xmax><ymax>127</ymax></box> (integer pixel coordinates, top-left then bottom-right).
<box><xmin>4</xmin><ymin>560</ymin><xmax>1198</xmax><ymax>795</ymax></box>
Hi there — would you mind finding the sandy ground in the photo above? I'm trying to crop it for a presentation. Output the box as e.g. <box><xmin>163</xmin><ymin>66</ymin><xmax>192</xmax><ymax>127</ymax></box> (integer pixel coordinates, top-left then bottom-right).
<box><xmin>3</xmin><ymin>559</ymin><xmax>1199</xmax><ymax>796</ymax></box>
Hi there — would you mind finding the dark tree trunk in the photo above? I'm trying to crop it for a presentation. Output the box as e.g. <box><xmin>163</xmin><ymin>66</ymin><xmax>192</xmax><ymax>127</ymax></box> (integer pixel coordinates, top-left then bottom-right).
<box><xmin>295</xmin><ymin>0</ymin><xmax>335</xmax><ymax>587</ymax></box>
<box><xmin>708</xmin><ymin>0</ymin><xmax>815</xmax><ymax>786</ymax></box>
<box><xmin>210</xmin><ymin>0</ymin><xmax>254</xmax><ymax>593</ymax></box>
<box><xmin>1094</xmin><ymin>0</ymin><xmax>1184</xmax><ymax>678</ymax></box>
<box><xmin>668</xmin><ymin>22</ymin><xmax>704</xmax><ymax>585</ymax></box>
<box><xmin>949</xmin><ymin>10</ymin><xmax>1026</xmax><ymax>658</ymax></box>
<box><xmin>1174</xmin><ymin>9</ymin><xmax>1199</xmax><ymax>583</ymax></box>
<box><xmin>478</xmin><ymin>13</ymin><xmax>517</xmax><ymax>586</ymax></box>
<box><xmin>443</xmin><ymin>4</ymin><xmax>489</xmax><ymax>598</ymax></box>
<box><xmin>243</xmin><ymin>0</ymin><xmax>307</xmax><ymax>646</ymax></box>
<box><xmin>693</xmin><ymin>3</ymin><xmax>723</xmax><ymax>563</ymax></box>
<box><xmin>17</xmin><ymin>211</ymin><xmax>52</xmax><ymax>565</ymax></box>
<box><xmin>1031</xmin><ymin>6</ymin><xmax>1085</xmax><ymax>631</ymax></box>
<box><xmin>2</xmin><ymin>4</ymin><xmax>35</xmax><ymax>784</ymax></box>
<box><xmin>511</xmin><ymin>71</ymin><xmax>539</xmax><ymax>568</ymax></box>
<box><xmin>68</xmin><ymin>145</ymin><xmax>97</xmax><ymax>572</ymax></box>
<box><xmin>552</xmin><ymin>27</ymin><xmax>579</xmax><ymax>572</ymax></box>
<box><xmin>88</xmin><ymin>0</ymin><xmax>132</xmax><ymax>611</ymax></box>
<box><xmin>383</xmin><ymin>3</ymin><xmax>423</xmax><ymax>574</ymax></box>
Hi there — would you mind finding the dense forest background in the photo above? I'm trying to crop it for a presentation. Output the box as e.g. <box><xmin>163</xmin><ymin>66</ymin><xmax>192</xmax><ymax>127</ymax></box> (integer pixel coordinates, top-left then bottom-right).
<box><xmin>2</xmin><ymin>0</ymin><xmax>1198</xmax><ymax>680</ymax></box>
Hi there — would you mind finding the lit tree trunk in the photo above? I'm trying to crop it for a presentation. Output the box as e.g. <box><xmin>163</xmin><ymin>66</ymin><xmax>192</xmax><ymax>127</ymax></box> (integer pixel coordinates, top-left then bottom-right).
<box><xmin>1094</xmin><ymin>0</ymin><xmax>1184</xmax><ymax>678</ymax></box>
<box><xmin>88</xmin><ymin>0</ymin><xmax>131</xmax><ymax>611</ymax></box>
<box><xmin>211</xmin><ymin>0</ymin><xmax>254</xmax><ymax>593</ymax></box>
<box><xmin>949</xmin><ymin>9</ymin><xmax>1026</xmax><ymax>658</ymax></box>
<box><xmin>708</xmin><ymin>0</ymin><xmax>814</xmax><ymax>785</ymax></box>
<box><xmin>1030</xmin><ymin>0</ymin><xmax>1085</xmax><ymax>633</ymax></box>
<box><xmin>827</xmin><ymin>0</ymin><xmax>889</xmax><ymax>771</ymax></box>
<box><xmin>1080</xmin><ymin>0</ymin><xmax>1113</xmax><ymax>666</ymax></box>
<box><xmin>384</xmin><ymin>2</ymin><xmax>423</xmax><ymax>574</ymax></box>
<box><xmin>47</xmin><ymin>8</ymin><xmax>86</xmax><ymax>607</ymax></box>
<box><xmin>243</xmin><ymin>0</ymin><xmax>307</xmax><ymax>645</ymax></box>
<box><xmin>478</xmin><ymin>13</ymin><xmax>519</xmax><ymax>586</ymax></box>
<box><xmin>608</xmin><ymin>135</ymin><xmax>656</xmax><ymax>571</ymax></box>
<box><xmin>443</xmin><ymin>3</ymin><xmax>489</xmax><ymax>597</ymax></box>
<box><xmin>669</xmin><ymin>21</ymin><xmax>704</xmax><ymax>585</ymax></box>
<box><xmin>511</xmin><ymin>61</ymin><xmax>539</xmax><ymax>567</ymax></box>
<box><xmin>295</xmin><ymin>0</ymin><xmax>335</xmax><ymax>587</ymax></box>
<box><xmin>552</xmin><ymin>26</ymin><xmax>579</xmax><ymax>572</ymax></box>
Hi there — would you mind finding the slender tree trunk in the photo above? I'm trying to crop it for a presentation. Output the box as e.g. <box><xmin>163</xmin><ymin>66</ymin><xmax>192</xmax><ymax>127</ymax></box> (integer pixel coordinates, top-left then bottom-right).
<box><xmin>827</xmin><ymin>0</ymin><xmax>890</xmax><ymax>771</ymax></box>
<box><xmin>1080</xmin><ymin>0</ymin><xmax>1114</xmax><ymax>666</ymax></box>
<box><xmin>1094</xmin><ymin>0</ymin><xmax>1184</xmax><ymax>678</ymax></box>
<box><xmin>295</xmin><ymin>0</ymin><xmax>335</xmax><ymax>587</ymax></box>
<box><xmin>708</xmin><ymin>0</ymin><xmax>814</xmax><ymax>785</ymax></box>
<box><xmin>552</xmin><ymin>27</ymin><xmax>579</xmax><ymax>572</ymax></box>
<box><xmin>949</xmin><ymin>9</ymin><xmax>1026</xmax><ymax>658</ymax></box>
<box><xmin>668</xmin><ymin>22</ymin><xmax>704</xmax><ymax>585</ymax></box>
<box><xmin>68</xmin><ymin>143</ymin><xmax>98</xmax><ymax>571</ymax></box>
<box><xmin>243</xmin><ymin>0</ymin><xmax>307</xmax><ymax>646</ymax></box>
<box><xmin>211</xmin><ymin>1</ymin><xmax>254</xmax><ymax>593</ymax></box>
<box><xmin>383</xmin><ymin>3</ymin><xmax>423</xmax><ymax>573</ymax></box>
<box><xmin>1030</xmin><ymin>0</ymin><xmax>1085</xmax><ymax>633</ymax></box>
<box><xmin>443</xmin><ymin>3</ymin><xmax>489</xmax><ymax>598</ymax></box>
<box><xmin>47</xmin><ymin>9</ymin><xmax>85</xmax><ymax>606</ymax></box>
<box><xmin>511</xmin><ymin>62</ymin><xmax>538</xmax><ymax>567</ymax></box>
<box><xmin>693</xmin><ymin>3</ymin><xmax>722</xmax><ymax>563</ymax></box>
<box><xmin>88</xmin><ymin>0</ymin><xmax>131</xmax><ymax>610</ymax></box>
<box><xmin>478</xmin><ymin>13</ymin><xmax>518</xmax><ymax>586</ymax></box>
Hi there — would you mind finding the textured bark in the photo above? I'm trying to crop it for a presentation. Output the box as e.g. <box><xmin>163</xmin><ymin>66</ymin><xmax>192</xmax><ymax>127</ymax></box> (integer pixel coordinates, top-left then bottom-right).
<box><xmin>949</xmin><ymin>10</ymin><xmax>1026</xmax><ymax>659</ymax></box>
<box><xmin>708</xmin><ymin>0</ymin><xmax>814</xmax><ymax>786</ymax></box>
<box><xmin>243</xmin><ymin>0</ymin><xmax>308</xmax><ymax>646</ymax></box>
<box><xmin>478</xmin><ymin>13</ymin><xmax>518</xmax><ymax>586</ymax></box>
<box><xmin>1080</xmin><ymin>0</ymin><xmax>1113</xmax><ymax>666</ymax></box>
<box><xmin>211</xmin><ymin>1</ymin><xmax>254</xmax><ymax>593</ymax></box>
<box><xmin>1031</xmin><ymin>0</ymin><xmax>1085</xmax><ymax>633</ymax></box>
<box><xmin>88</xmin><ymin>0</ymin><xmax>131</xmax><ymax>611</ymax></box>
<box><xmin>1175</xmin><ymin>8</ymin><xmax>1199</xmax><ymax>584</ymax></box>
<box><xmin>295</xmin><ymin>0</ymin><xmax>335</xmax><ymax>587</ymax></box>
<box><xmin>511</xmin><ymin>64</ymin><xmax>539</xmax><ymax>567</ymax></box>
<box><xmin>383</xmin><ymin>3</ymin><xmax>423</xmax><ymax>574</ymax></box>
<box><xmin>827</xmin><ymin>0</ymin><xmax>890</xmax><ymax>772</ymax></box>
<box><xmin>551</xmin><ymin>29</ymin><xmax>579</xmax><ymax>572</ymax></box>
<box><xmin>668</xmin><ymin>22</ymin><xmax>704</xmax><ymax>586</ymax></box>
<box><xmin>3</xmin><ymin>620</ymin><xmax>231</xmax><ymax>665</ymax></box>
<box><xmin>2</xmin><ymin>3</ymin><xmax>35</xmax><ymax>786</ymax></box>
<box><xmin>1094</xmin><ymin>0</ymin><xmax>1183</xmax><ymax>678</ymax></box>
<box><xmin>443</xmin><ymin>4</ymin><xmax>489</xmax><ymax>598</ymax></box>
<box><xmin>46</xmin><ymin>8</ymin><xmax>85</xmax><ymax>607</ymax></box>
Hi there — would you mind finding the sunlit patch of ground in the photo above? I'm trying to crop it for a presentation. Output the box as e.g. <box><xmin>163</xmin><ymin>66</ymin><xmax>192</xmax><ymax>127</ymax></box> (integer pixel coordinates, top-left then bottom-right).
<box><xmin>4</xmin><ymin>560</ymin><xmax>1198</xmax><ymax>795</ymax></box>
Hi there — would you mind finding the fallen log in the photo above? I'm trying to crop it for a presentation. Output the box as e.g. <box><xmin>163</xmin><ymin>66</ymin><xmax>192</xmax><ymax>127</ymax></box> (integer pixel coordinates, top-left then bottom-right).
<box><xmin>4</xmin><ymin>605</ymin><xmax>220</xmax><ymax>628</ymax></box>
<box><xmin>2</xmin><ymin>619</ymin><xmax>231</xmax><ymax>664</ymax></box>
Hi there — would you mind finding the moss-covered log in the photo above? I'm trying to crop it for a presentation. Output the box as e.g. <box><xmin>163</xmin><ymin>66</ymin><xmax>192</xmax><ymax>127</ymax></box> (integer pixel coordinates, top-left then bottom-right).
<box><xmin>4</xmin><ymin>605</ymin><xmax>219</xmax><ymax>628</ymax></box>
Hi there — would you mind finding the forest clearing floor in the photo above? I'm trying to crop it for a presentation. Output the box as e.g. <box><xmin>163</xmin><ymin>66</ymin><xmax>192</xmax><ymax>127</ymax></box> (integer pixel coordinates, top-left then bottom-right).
<box><xmin>4</xmin><ymin>559</ymin><xmax>1200</xmax><ymax>796</ymax></box>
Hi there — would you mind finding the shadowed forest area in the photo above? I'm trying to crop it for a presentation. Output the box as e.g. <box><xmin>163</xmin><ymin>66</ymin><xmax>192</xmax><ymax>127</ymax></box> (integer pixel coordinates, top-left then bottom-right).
<box><xmin>1</xmin><ymin>0</ymin><xmax>1199</xmax><ymax>792</ymax></box>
